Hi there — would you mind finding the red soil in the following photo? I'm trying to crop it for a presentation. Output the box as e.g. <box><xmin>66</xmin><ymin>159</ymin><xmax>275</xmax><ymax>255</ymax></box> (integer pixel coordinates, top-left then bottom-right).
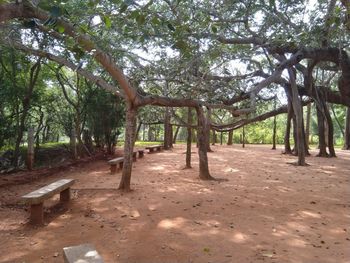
<box><xmin>0</xmin><ymin>144</ymin><xmax>349</xmax><ymax>263</ymax></box>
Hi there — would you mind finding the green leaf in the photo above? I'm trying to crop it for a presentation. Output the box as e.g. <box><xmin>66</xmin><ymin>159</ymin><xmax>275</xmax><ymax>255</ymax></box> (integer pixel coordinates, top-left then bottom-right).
<box><xmin>136</xmin><ymin>14</ymin><xmax>146</xmax><ymax>25</ymax></box>
<box><xmin>120</xmin><ymin>3</ymin><xmax>128</xmax><ymax>13</ymax></box>
<box><xmin>151</xmin><ymin>17</ymin><xmax>160</xmax><ymax>25</ymax></box>
<box><xmin>167</xmin><ymin>23</ymin><xmax>175</xmax><ymax>31</ymax></box>
<box><xmin>103</xmin><ymin>15</ymin><xmax>112</xmax><ymax>29</ymax></box>
<box><xmin>211</xmin><ymin>25</ymin><xmax>218</xmax><ymax>33</ymax></box>
<box><xmin>174</xmin><ymin>40</ymin><xmax>187</xmax><ymax>50</ymax></box>
<box><xmin>57</xmin><ymin>25</ymin><xmax>65</xmax><ymax>33</ymax></box>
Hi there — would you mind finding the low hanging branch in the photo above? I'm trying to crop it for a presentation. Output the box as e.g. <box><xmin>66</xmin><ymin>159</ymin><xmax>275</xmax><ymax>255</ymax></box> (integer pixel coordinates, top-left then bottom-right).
<box><xmin>212</xmin><ymin>100</ymin><xmax>312</xmax><ymax>132</ymax></box>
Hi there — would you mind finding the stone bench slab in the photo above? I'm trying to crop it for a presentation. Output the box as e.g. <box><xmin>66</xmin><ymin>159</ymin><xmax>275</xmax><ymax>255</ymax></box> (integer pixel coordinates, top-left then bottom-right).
<box><xmin>107</xmin><ymin>157</ymin><xmax>124</xmax><ymax>165</ymax></box>
<box><xmin>22</xmin><ymin>179</ymin><xmax>75</xmax><ymax>205</ymax></box>
<box><xmin>63</xmin><ymin>243</ymin><xmax>104</xmax><ymax>263</ymax></box>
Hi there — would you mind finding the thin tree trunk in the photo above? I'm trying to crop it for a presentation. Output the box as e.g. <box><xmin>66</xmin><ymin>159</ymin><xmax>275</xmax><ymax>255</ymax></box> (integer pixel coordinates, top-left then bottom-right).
<box><xmin>163</xmin><ymin>107</ymin><xmax>172</xmax><ymax>149</ymax></box>
<box><xmin>272</xmin><ymin>96</ymin><xmax>277</xmax><ymax>150</ymax></box>
<box><xmin>118</xmin><ymin>103</ymin><xmax>137</xmax><ymax>191</ymax></box>
<box><xmin>70</xmin><ymin>127</ymin><xmax>77</xmax><ymax>159</ymax></box>
<box><xmin>135</xmin><ymin>121</ymin><xmax>142</xmax><ymax>142</ymax></box>
<box><xmin>27</xmin><ymin>127</ymin><xmax>34</xmax><ymax>170</ymax></box>
<box><xmin>227</xmin><ymin>130</ymin><xmax>233</xmax><ymax>145</ymax></box>
<box><xmin>186</xmin><ymin>108</ymin><xmax>192</xmax><ymax>168</ymax></box>
<box><xmin>305</xmin><ymin>103</ymin><xmax>311</xmax><ymax>149</ymax></box>
<box><xmin>212</xmin><ymin>130</ymin><xmax>216</xmax><ymax>145</ymax></box>
<box><xmin>288</xmin><ymin>68</ymin><xmax>306</xmax><ymax>165</ymax></box>
<box><xmin>13</xmin><ymin>60</ymin><xmax>41</xmax><ymax>167</ymax></box>
<box><xmin>316</xmin><ymin>106</ymin><xmax>328</xmax><ymax>157</ymax></box>
<box><xmin>206</xmin><ymin>108</ymin><xmax>213</xmax><ymax>152</ymax></box>
<box><xmin>324</xmin><ymin>103</ymin><xmax>336</xmax><ymax>157</ymax></box>
<box><xmin>169</xmin><ymin>124</ymin><xmax>173</xmax><ymax>148</ymax></box>
<box><xmin>242</xmin><ymin>126</ymin><xmax>245</xmax><ymax>148</ymax></box>
<box><xmin>173</xmin><ymin>125</ymin><xmax>180</xmax><ymax>144</ymax></box>
<box><xmin>142</xmin><ymin>124</ymin><xmax>145</xmax><ymax>141</ymax></box>
<box><xmin>284</xmin><ymin>101</ymin><xmax>293</xmax><ymax>154</ymax></box>
<box><xmin>220</xmin><ymin>132</ymin><xmax>223</xmax><ymax>145</ymax></box>
<box><xmin>196</xmin><ymin>106</ymin><xmax>214</xmax><ymax>180</ymax></box>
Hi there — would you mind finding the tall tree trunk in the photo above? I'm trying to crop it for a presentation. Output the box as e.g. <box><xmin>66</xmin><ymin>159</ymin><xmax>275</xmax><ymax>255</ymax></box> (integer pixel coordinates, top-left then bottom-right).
<box><xmin>142</xmin><ymin>124</ymin><xmax>146</xmax><ymax>141</ymax></box>
<box><xmin>242</xmin><ymin>126</ymin><xmax>245</xmax><ymax>148</ymax></box>
<box><xmin>344</xmin><ymin>107</ymin><xmax>350</xmax><ymax>150</ymax></box>
<box><xmin>163</xmin><ymin>107</ymin><xmax>172</xmax><ymax>149</ymax></box>
<box><xmin>135</xmin><ymin>121</ymin><xmax>142</xmax><ymax>142</ymax></box>
<box><xmin>211</xmin><ymin>130</ymin><xmax>217</xmax><ymax>145</ymax></box>
<box><xmin>186</xmin><ymin>108</ymin><xmax>192</xmax><ymax>169</ymax></box>
<box><xmin>324</xmin><ymin>103</ymin><xmax>336</xmax><ymax>157</ymax></box>
<box><xmin>27</xmin><ymin>127</ymin><xmax>34</xmax><ymax>170</ymax></box>
<box><xmin>272</xmin><ymin>96</ymin><xmax>277</xmax><ymax>150</ymax></box>
<box><xmin>284</xmin><ymin>101</ymin><xmax>293</xmax><ymax>154</ymax></box>
<box><xmin>305</xmin><ymin>103</ymin><xmax>311</xmax><ymax>149</ymax></box>
<box><xmin>316</xmin><ymin>105</ymin><xmax>328</xmax><ymax>157</ymax></box>
<box><xmin>220</xmin><ymin>132</ymin><xmax>223</xmax><ymax>145</ymax></box>
<box><xmin>173</xmin><ymin>125</ymin><xmax>180</xmax><ymax>144</ymax></box>
<box><xmin>272</xmin><ymin>116</ymin><xmax>277</xmax><ymax>150</ymax></box>
<box><xmin>169</xmin><ymin>124</ymin><xmax>173</xmax><ymax>148</ymax></box>
<box><xmin>196</xmin><ymin>106</ymin><xmax>214</xmax><ymax>180</ymax></box>
<box><xmin>13</xmin><ymin>59</ymin><xmax>41</xmax><ymax>167</ymax></box>
<box><xmin>118</xmin><ymin>103</ymin><xmax>137</xmax><ymax>191</ymax></box>
<box><xmin>227</xmin><ymin>130</ymin><xmax>233</xmax><ymax>145</ymax></box>
<box><xmin>206</xmin><ymin>108</ymin><xmax>213</xmax><ymax>152</ymax></box>
<box><xmin>288</xmin><ymin>68</ymin><xmax>306</xmax><ymax>165</ymax></box>
<box><xmin>70</xmin><ymin>127</ymin><xmax>77</xmax><ymax>159</ymax></box>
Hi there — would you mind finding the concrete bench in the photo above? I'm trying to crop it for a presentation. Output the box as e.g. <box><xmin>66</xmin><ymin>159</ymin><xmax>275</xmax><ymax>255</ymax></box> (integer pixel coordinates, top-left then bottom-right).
<box><xmin>108</xmin><ymin>157</ymin><xmax>124</xmax><ymax>174</ymax></box>
<box><xmin>63</xmin><ymin>243</ymin><xmax>104</xmax><ymax>263</ymax></box>
<box><xmin>21</xmin><ymin>179</ymin><xmax>75</xmax><ymax>225</ymax></box>
<box><xmin>145</xmin><ymin>145</ymin><xmax>163</xmax><ymax>153</ymax></box>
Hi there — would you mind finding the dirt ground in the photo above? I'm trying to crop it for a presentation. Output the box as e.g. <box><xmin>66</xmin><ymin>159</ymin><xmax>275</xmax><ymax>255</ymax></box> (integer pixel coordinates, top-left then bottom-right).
<box><xmin>0</xmin><ymin>144</ymin><xmax>349</xmax><ymax>263</ymax></box>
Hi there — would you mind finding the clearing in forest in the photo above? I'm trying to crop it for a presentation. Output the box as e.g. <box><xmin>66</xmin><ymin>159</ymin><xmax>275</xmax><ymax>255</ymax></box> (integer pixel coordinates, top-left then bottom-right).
<box><xmin>0</xmin><ymin>144</ymin><xmax>349</xmax><ymax>263</ymax></box>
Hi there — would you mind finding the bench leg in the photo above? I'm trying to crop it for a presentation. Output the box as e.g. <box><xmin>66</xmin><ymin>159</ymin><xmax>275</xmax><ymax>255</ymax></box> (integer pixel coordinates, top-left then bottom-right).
<box><xmin>139</xmin><ymin>152</ymin><xmax>144</xmax><ymax>158</ymax></box>
<box><xmin>60</xmin><ymin>188</ymin><xmax>71</xmax><ymax>202</ymax></box>
<box><xmin>110</xmin><ymin>164</ymin><xmax>117</xmax><ymax>174</ymax></box>
<box><xmin>30</xmin><ymin>203</ymin><xmax>44</xmax><ymax>225</ymax></box>
<box><xmin>149</xmin><ymin>148</ymin><xmax>154</xmax><ymax>153</ymax></box>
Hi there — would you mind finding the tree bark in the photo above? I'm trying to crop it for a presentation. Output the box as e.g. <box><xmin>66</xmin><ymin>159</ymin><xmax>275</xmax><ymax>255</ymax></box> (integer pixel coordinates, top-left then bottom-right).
<box><xmin>305</xmin><ymin>103</ymin><xmax>311</xmax><ymax>149</ymax></box>
<box><xmin>186</xmin><ymin>108</ymin><xmax>192</xmax><ymax>168</ymax></box>
<box><xmin>13</xmin><ymin>59</ymin><xmax>41</xmax><ymax>167</ymax></box>
<box><xmin>284</xmin><ymin>101</ymin><xmax>293</xmax><ymax>154</ymax></box>
<box><xmin>118</xmin><ymin>103</ymin><xmax>137</xmax><ymax>191</ymax></box>
<box><xmin>324</xmin><ymin>103</ymin><xmax>336</xmax><ymax>157</ymax></box>
<box><xmin>288</xmin><ymin>68</ymin><xmax>306</xmax><ymax>165</ymax></box>
<box><xmin>206</xmin><ymin>108</ymin><xmax>213</xmax><ymax>152</ymax></box>
<box><xmin>173</xmin><ymin>125</ymin><xmax>180</xmax><ymax>144</ymax></box>
<box><xmin>211</xmin><ymin>130</ymin><xmax>217</xmax><ymax>145</ymax></box>
<box><xmin>344</xmin><ymin>107</ymin><xmax>350</xmax><ymax>149</ymax></box>
<box><xmin>27</xmin><ymin>127</ymin><xmax>34</xmax><ymax>170</ymax></box>
<box><xmin>227</xmin><ymin>130</ymin><xmax>233</xmax><ymax>145</ymax></box>
<box><xmin>163</xmin><ymin>107</ymin><xmax>172</xmax><ymax>149</ymax></box>
<box><xmin>242</xmin><ymin>126</ymin><xmax>245</xmax><ymax>148</ymax></box>
<box><xmin>196</xmin><ymin>106</ymin><xmax>214</xmax><ymax>180</ymax></box>
<box><xmin>316</xmin><ymin>106</ymin><xmax>328</xmax><ymax>157</ymax></box>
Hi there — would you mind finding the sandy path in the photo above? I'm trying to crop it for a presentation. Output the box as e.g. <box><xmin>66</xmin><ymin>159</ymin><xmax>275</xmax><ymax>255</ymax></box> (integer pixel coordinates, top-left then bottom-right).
<box><xmin>0</xmin><ymin>144</ymin><xmax>349</xmax><ymax>263</ymax></box>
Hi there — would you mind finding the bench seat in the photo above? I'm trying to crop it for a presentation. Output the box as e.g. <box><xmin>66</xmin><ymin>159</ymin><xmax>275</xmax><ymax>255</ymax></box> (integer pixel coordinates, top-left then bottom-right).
<box><xmin>63</xmin><ymin>243</ymin><xmax>104</xmax><ymax>263</ymax></box>
<box><xmin>145</xmin><ymin>145</ymin><xmax>163</xmax><ymax>153</ymax></box>
<box><xmin>21</xmin><ymin>179</ymin><xmax>75</xmax><ymax>225</ymax></box>
<box><xmin>108</xmin><ymin>157</ymin><xmax>124</xmax><ymax>174</ymax></box>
